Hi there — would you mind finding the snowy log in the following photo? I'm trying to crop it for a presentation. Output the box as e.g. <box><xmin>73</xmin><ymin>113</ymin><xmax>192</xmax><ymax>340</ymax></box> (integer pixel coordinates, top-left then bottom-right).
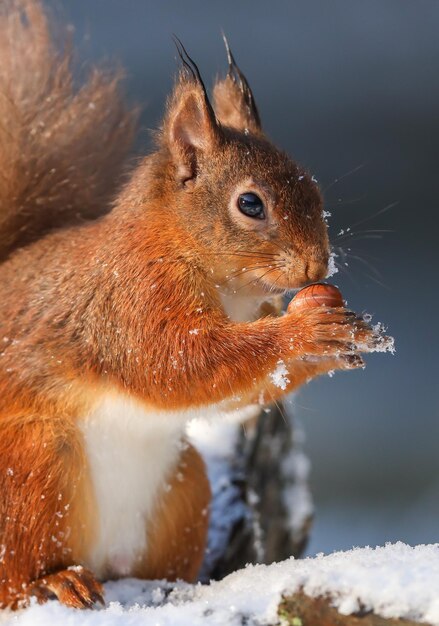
<box><xmin>279</xmin><ymin>592</ymin><xmax>429</xmax><ymax>626</ymax></box>
<box><xmin>11</xmin><ymin>544</ymin><xmax>439</xmax><ymax>625</ymax></box>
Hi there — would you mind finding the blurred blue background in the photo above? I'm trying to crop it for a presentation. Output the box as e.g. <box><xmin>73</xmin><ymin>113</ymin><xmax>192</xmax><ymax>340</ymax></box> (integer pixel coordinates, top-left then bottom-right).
<box><xmin>57</xmin><ymin>0</ymin><xmax>439</xmax><ymax>554</ymax></box>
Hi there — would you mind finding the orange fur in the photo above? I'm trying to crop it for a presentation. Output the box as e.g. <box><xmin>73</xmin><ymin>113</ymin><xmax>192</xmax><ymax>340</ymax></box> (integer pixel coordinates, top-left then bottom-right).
<box><xmin>140</xmin><ymin>442</ymin><xmax>211</xmax><ymax>582</ymax></box>
<box><xmin>0</xmin><ymin>410</ymin><xmax>93</xmax><ymax>608</ymax></box>
<box><xmin>0</xmin><ymin>0</ymin><xmax>137</xmax><ymax>262</ymax></box>
<box><xmin>0</xmin><ymin>0</ymin><xmax>391</xmax><ymax>611</ymax></box>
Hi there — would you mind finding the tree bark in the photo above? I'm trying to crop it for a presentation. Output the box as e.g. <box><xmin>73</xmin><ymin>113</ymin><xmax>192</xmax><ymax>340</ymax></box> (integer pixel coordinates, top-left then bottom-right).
<box><xmin>279</xmin><ymin>592</ymin><xmax>430</xmax><ymax>626</ymax></box>
<box><xmin>201</xmin><ymin>402</ymin><xmax>313</xmax><ymax>580</ymax></box>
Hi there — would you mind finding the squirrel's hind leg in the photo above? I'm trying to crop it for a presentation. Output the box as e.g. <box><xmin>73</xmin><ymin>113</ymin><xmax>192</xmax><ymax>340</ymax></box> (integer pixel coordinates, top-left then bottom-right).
<box><xmin>0</xmin><ymin>411</ymin><xmax>99</xmax><ymax>610</ymax></box>
<box><xmin>139</xmin><ymin>441</ymin><xmax>211</xmax><ymax>583</ymax></box>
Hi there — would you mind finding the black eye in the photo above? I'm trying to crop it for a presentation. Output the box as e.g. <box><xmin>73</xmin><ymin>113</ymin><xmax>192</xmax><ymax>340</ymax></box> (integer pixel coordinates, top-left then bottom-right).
<box><xmin>237</xmin><ymin>192</ymin><xmax>265</xmax><ymax>219</ymax></box>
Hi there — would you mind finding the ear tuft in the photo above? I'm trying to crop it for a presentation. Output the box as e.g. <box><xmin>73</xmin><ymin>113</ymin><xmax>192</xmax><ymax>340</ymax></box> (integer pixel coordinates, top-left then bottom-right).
<box><xmin>164</xmin><ymin>40</ymin><xmax>221</xmax><ymax>185</ymax></box>
<box><xmin>212</xmin><ymin>35</ymin><xmax>262</xmax><ymax>133</ymax></box>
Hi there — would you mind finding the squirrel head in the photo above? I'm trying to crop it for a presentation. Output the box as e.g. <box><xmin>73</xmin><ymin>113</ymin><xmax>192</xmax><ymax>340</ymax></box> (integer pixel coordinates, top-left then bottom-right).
<box><xmin>157</xmin><ymin>39</ymin><xmax>329</xmax><ymax>297</ymax></box>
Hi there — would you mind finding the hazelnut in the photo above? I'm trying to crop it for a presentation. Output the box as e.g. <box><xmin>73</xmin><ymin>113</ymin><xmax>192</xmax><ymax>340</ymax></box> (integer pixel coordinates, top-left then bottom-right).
<box><xmin>288</xmin><ymin>283</ymin><xmax>344</xmax><ymax>311</ymax></box>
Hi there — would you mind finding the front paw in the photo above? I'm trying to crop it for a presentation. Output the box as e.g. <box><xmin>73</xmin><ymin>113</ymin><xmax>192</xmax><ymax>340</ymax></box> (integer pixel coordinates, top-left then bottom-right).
<box><xmin>27</xmin><ymin>565</ymin><xmax>104</xmax><ymax>609</ymax></box>
<box><xmin>284</xmin><ymin>305</ymin><xmax>394</xmax><ymax>359</ymax></box>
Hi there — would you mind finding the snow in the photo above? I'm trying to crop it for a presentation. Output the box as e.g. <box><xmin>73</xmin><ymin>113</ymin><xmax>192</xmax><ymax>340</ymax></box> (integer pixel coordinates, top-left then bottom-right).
<box><xmin>372</xmin><ymin>322</ymin><xmax>396</xmax><ymax>354</ymax></box>
<box><xmin>269</xmin><ymin>359</ymin><xmax>290</xmax><ymax>390</ymax></box>
<box><xmin>326</xmin><ymin>251</ymin><xmax>339</xmax><ymax>277</ymax></box>
<box><xmin>5</xmin><ymin>543</ymin><xmax>439</xmax><ymax>625</ymax></box>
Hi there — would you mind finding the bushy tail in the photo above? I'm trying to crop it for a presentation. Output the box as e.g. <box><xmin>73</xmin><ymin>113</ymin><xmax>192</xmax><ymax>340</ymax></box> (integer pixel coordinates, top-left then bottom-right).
<box><xmin>0</xmin><ymin>0</ymin><xmax>138</xmax><ymax>261</ymax></box>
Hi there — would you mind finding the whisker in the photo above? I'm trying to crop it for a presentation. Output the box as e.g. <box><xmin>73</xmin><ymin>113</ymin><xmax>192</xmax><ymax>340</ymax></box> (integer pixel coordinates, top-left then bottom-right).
<box><xmin>235</xmin><ymin>266</ymin><xmax>281</xmax><ymax>292</ymax></box>
<box><xmin>264</xmin><ymin>388</ymin><xmax>288</xmax><ymax>426</ymax></box>
<box><xmin>223</xmin><ymin>261</ymin><xmax>284</xmax><ymax>276</ymax></box>
<box><xmin>273</xmin><ymin>241</ymin><xmax>289</xmax><ymax>255</ymax></box>
<box><xmin>199</xmin><ymin>252</ymin><xmax>277</xmax><ymax>260</ymax></box>
<box><xmin>334</xmin><ymin>194</ymin><xmax>367</xmax><ymax>206</ymax></box>
<box><xmin>236</xmin><ymin>249</ymin><xmax>279</xmax><ymax>258</ymax></box>
<box><xmin>345</xmin><ymin>234</ymin><xmax>385</xmax><ymax>241</ymax></box>
<box><xmin>222</xmin><ymin>262</ymin><xmax>283</xmax><ymax>284</ymax></box>
<box><xmin>346</xmin><ymin>253</ymin><xmax>383</xmax><ymax>279</ymax></box>
<box><xmin>269</xmin><ymin>273</ymin><xmax>282</xmax><ymax>295</ymax></box>
<box><xmin>333</xmin><ymin>244</ymin><xmax>389</xmax><ymax>289</ymax></box>
<box><xmin>348</xmin><ymin>201</ymin><xmax>399</xmax><ymax>230</ymax></box>
<box><xmin>335</xmin><ymin>228</ymin><xmax>394</xmax><ymax>243</ymax></box>
<box><xmin>362</xmin><ymin>271</ymin><xmax>390</xmax><ymax>290</ymax></box>
<box><xmin>227</xmin><ymin>262</ymin><xmax>280</xmax><ymax>273</ymax></box>
<box><xmin>322</xmin><ymin>163</ymin><xmax>366</xmax><ymax>194</ymax></box>
<box><xmin>335</xmin><ymin>258</ymin><xmax>358</xmax><ymax>287</ymax></box>
<box><xmin>348</xmin><ymin>250</ymin><xmax>383</xmax><ymax>264</ymax></box>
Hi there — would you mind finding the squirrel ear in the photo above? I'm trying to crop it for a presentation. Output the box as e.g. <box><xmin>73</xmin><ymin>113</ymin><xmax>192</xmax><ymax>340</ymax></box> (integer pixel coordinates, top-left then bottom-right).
<box><xmin>165</xmin><ymin>39</ymin><xmax>221</xmax><ymax>185</ymax></box>
<box><xmin>212</xmin><ymin>35</ymin><xmax>262</xmax><ymax>134</ymax></box>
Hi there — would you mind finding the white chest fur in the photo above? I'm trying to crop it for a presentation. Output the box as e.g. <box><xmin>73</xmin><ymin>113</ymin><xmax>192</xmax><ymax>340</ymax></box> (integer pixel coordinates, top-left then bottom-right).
<box><xmin>79</xmin><ymin>393</ymin><xmax>185</xmax><ymax>578</ymax></box>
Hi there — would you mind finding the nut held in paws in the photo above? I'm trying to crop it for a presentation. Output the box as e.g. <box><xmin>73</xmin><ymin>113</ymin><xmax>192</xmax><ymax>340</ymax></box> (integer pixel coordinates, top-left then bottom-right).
<box><xmin>288</xmin><ymin>283</ymin><xmax>344</xmax><ymax>311</ymax></box>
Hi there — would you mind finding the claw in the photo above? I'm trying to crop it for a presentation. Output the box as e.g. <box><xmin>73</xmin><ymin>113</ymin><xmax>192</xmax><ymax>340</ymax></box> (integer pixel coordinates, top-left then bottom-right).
<box><xmin>91</xmin><ymin>590</ymin><xmax>105</xmax><ymax>606</ymax></box>
<box><xmin>342</xmin><ymin>354</ymin><xmax>365</xmax><ymax>369</ymax></box>
<box><xmin>28</xmin><ymin>566</ymin><xmax>105</xmax><ymax>610</ymax></box>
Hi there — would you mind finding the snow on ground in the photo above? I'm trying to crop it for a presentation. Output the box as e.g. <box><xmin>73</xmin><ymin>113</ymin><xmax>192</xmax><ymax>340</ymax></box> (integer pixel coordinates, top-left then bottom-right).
<box><xmin>3</xmin><ymin>543</ymin><xmax>439</xmax><ymax>625</ymax></box>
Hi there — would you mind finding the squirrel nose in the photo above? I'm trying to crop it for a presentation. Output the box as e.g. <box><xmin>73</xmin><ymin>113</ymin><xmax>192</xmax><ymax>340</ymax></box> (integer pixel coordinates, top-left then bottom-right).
<box><xmin>305</xmin><ymin>259</ymin><xmax>328</xmax><ymax>283</ymax></box>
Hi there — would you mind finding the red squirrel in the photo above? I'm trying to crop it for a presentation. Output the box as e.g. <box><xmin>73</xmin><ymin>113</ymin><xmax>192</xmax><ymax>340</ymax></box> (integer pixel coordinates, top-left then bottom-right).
<box><xmin>0</xmin><ymin>0</ymin><xmax>393</xmax><ymax>610</ymax></box>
